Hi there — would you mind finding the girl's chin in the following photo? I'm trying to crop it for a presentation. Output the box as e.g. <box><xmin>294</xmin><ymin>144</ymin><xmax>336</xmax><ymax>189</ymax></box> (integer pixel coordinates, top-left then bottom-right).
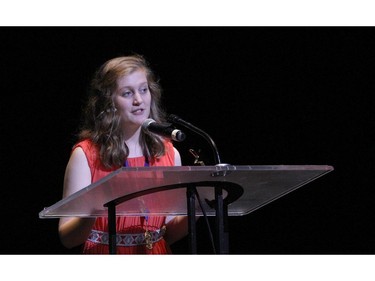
<box><xmin>125</xmin><ymin>118</ymin><xmax>146</xmax><ymax>128</ymax></box>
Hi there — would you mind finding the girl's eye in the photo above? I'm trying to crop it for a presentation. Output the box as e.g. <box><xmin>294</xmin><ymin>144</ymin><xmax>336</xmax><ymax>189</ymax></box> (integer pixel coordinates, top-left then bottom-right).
<box><xmin>121</xmin><ymin>91</ymin><xmax>132</xmax><ymax>97</ymax></box>
<box><xmin>140</xmin><ymin>87</ymin><xmax>148</xmax><ymax>94</ymax></box>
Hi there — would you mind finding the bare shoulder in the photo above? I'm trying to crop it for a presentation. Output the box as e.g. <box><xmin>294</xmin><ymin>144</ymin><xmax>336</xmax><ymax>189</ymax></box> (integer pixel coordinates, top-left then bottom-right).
<box><xmin>63</xmin><ymin>146</ymin><xmax>91</xmax><ymax>197</ymax></box>
<box><xmin>173</xmin><ymin>147</ymin><xmax>182</xmax><ymax>166</ymax></box>
<box><xmin>69</xmin><ymin>146</ymin><xmax>87</xmax><ymax>165</ymax></box>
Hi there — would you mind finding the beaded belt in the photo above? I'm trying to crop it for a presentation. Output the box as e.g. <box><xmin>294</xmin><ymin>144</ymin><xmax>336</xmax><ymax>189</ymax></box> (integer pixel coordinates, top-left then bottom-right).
<box><xmin>87</xmin><ymin>227</ymin><xmax>166</xmax><ymax>247</ymax></box>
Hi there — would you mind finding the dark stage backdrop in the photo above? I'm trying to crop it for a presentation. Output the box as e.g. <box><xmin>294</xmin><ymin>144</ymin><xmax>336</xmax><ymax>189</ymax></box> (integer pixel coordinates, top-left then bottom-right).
<box><xmin>1</xmin><ymin>27</ymin><xmax>374</xmax><ymax>254</ymax></box>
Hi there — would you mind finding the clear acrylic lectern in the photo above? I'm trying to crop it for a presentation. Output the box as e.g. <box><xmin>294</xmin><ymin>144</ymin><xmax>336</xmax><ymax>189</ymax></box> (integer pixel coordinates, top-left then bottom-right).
<box><xmin>39</xmin><ymin>165</ymin><xmax>333</xmax><ymax>254</ymax></box>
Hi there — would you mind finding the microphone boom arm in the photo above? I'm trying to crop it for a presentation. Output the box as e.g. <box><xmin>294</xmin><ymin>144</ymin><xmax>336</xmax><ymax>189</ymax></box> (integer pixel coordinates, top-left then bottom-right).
<box><xmin>167</xmin><ymin>114</ymin><xmax>221</xmax><ymax>165</ymax></box>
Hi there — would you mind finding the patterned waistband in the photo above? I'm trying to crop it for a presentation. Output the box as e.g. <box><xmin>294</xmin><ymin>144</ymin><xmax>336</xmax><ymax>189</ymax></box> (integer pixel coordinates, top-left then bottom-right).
<box><xmin>87</xmin><ymin>227</ymin><xmax>166</xmax><ymax>247</ymax></box>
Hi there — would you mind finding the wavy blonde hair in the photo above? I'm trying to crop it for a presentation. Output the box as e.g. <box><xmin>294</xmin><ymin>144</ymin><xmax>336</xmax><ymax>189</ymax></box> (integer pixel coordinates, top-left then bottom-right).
<box><xmin>78</xmin><ymin>54</ymin><xmax>167</xmax><ymax>168</ymax></box>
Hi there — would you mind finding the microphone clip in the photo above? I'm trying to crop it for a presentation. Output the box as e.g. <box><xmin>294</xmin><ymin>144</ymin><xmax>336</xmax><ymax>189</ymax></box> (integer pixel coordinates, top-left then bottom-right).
<box><xmin>189</xmin><ymin>149</ymin><xmax>205</xmax><ymax>166</ymax></box>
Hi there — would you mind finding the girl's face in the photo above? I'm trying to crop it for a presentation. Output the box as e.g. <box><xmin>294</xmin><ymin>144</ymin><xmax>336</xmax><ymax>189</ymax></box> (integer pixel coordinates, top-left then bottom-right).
<box><xmin>113</xmin><ymin>69</ymin><xmax>151</xmax><ymax>133</ymax></box>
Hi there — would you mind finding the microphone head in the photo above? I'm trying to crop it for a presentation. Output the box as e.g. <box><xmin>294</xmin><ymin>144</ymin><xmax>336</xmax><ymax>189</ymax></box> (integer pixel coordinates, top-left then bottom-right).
<box><xmin>142</xmin><ymin>118</ymin><xmax>156</xmax><ymax>130</ymax></box>
<box><xmin>142</xmin><ymin>118</ymin><xmax>186</xmax><ymax>142</ymax></box>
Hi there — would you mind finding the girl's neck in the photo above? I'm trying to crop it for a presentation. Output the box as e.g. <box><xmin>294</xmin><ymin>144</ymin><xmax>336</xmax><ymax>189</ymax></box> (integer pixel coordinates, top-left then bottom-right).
<box><xmin>124</xmin><ymin>127</ymin><xmax>143</xmax><ymax>158</ymax></box>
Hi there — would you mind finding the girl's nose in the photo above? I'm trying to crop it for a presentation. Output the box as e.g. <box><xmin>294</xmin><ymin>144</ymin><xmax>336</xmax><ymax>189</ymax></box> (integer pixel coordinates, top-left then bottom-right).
<box><xmin>133</xmin><ymin>92</ymin><xmax>143</xmax><ymax>105</ymax></box>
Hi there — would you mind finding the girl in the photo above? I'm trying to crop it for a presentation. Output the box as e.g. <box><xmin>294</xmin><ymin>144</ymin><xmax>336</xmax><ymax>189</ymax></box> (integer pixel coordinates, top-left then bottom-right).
<box><xmin>58</xmin><ymin>55</ymin><xmax>188</xmax><ymax>254</ymax></box>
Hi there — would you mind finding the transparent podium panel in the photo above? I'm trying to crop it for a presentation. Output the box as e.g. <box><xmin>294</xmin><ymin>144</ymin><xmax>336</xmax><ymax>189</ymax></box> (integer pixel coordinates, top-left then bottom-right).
<box><xmin>39</xmin><ymin>165</ymin><xmax>333</xmax><ymax>218</ymax></box>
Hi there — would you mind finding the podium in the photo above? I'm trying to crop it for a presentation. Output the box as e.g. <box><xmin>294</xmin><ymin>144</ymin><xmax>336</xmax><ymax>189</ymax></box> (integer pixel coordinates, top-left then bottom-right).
<box><xmin>39</xmin><ymin>165</ymin><xmax>333</xmax><ymax>253</ymax></box>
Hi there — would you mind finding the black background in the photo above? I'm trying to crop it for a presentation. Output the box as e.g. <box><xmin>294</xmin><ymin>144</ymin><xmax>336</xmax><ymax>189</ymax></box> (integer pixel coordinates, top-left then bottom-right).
<box><xmin>1</xmin><ymin>27</ymin><xmax>374</xmax><ymax>254</ymax></box>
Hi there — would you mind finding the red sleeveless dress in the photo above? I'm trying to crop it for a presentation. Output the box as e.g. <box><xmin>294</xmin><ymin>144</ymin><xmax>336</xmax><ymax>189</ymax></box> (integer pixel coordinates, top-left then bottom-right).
<box><xmin>73</xmin><ymin>139</ymin><xmax>176</xmax><ymax>254</ymax></box>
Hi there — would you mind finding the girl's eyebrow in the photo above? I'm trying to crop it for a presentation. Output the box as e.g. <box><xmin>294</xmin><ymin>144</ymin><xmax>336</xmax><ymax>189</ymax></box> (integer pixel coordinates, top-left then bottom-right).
<box><xmin>118</xmin><ymin>81</ymin><xmax>148</xmax><ymax>90</ymax></box>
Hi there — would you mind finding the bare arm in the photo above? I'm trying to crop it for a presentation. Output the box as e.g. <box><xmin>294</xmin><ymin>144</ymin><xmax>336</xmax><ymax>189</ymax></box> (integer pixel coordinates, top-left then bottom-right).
<box><xmin>58</xmin><ymin>147</ymin><xmax>96</xmax><ymax>249</ymax></box>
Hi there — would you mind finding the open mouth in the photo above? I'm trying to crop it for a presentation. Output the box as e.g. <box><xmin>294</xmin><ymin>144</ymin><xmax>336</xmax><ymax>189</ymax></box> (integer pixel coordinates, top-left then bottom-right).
<box><xmin>132</xmin><ymin>108</ymin><xmax>144</xmax><ymax>114</ymax></box>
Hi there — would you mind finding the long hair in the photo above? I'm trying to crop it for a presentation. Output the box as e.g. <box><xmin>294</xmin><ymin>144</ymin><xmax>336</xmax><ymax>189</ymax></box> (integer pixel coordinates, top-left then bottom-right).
<box><xmin>78</xmin><ymin>54</ymin><xmax>167</xmax><ymax>168</ymax></box>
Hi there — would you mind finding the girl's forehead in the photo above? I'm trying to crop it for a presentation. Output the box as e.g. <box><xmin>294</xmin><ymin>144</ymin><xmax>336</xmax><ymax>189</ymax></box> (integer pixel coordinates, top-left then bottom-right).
<box><xmin>116</xmin><ymin>71</ymin><xmax>148</xmax><ymax>91</ymax></box>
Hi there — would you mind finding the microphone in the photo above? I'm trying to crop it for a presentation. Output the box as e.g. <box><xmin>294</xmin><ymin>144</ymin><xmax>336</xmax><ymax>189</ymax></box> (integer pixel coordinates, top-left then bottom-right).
<box><xmin>142</xmin><ymin>118</ymin><xmax>186</xmax><ymax>142</ymax></box>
